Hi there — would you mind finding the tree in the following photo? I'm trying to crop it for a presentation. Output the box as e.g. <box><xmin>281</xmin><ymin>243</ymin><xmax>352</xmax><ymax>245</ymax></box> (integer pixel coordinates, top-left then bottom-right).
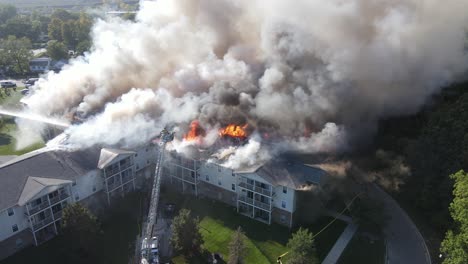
<box><xmin>286</xmin><ymin>228</ymin><xmax>318</xmax><ymax>264</ymax></box>
<box><xmin>228</xmin><ymin>227</ymin><xmax>246</xmax><ymax>264</ymax></box>
<box><xmin>3</xmin><ymin>17</ymin><xmax>39</xmax><ymax>41</ymax></box>
<box><xmin>62</xmin><ymin>20</ymin><xmax>77</xmax><ymax>48</ymax></box>
<box><xmin>48</xmin><ymin>18</ymin><xmax>63</xmax><ymax>41</ymax></box>
<box><xmin>62</xmin><ymin>203</ymin><xmax>102</xmax><ymax>260</ymax></box>
<box><xmin>440</xmin><ymin>170</ymin><xmax>468</xmax><ymax>264</ymax></box>
<box><xmin>171</xmin><ymin>209</ymin><xmax>204</xmax><ymax>256</ymax></box>
<box><xmin>47</xmin><ymin>40</ymin><xmax>68</xmax><ymax>60</ymax></box>
<box><xmin>76</xmin><ymin>40</ymin><xmax>91</xmax><ymax>55</ymax></box>
<box><xmin>0</xmin><ymin>36</ymin><xmax>32</xmax><ymax>75</ymax></box>
<box><xmin>51</xmin><ymin>9</ymin><xmax>75</xmax><ymax>21</ymax></box>
<box><xmin>0</xmin><ymin>4</ymin><xmax>17</xmax><ymax>23</ymax></box>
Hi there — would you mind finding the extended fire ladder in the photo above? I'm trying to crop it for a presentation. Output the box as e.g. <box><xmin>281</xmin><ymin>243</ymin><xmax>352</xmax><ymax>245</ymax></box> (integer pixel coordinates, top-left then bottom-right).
<box><xmin>140</xmin><ymin>128</ymin><xmax>174</xmax><ymax>264</ymax></box>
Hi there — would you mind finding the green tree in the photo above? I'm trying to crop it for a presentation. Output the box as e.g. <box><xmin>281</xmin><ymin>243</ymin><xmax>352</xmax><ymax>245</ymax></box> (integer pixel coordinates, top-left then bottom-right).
<box><xmin>0</xmin><ymin>4</ymin><xmax>17</xmax><ymax>23</ymax></box>
<box><xmin>3</xmin><ymin>17</ymin><xmax>39</xmax><ymax>41</ymax></box>
<box><xmin>171</xmin><ymin>209</ymin><xmax>204</xmax><ymax>256</ymax></box>
<box><xmin>286</xmin><ymin>228</ymin><xmax>318</xmax><ymax>264</ymax></box>
<box><xmin>62</xmin><ymin>20</ymin><xmax>77</xmax><ymax>48</ymax></box>
<box><xmin>0</xmin><ymin>36</ymin><xmax>32</xmax><ymax>75</ymax></box>
<box><xmin>47</xmin><ymin>40</ymin><xmax>68</xmax><ymax>60</ymax></box>
<box><xmin>48</xmin><ymin>18</ymin><xmax>63</xmax><ymax>41</ymax></box>
<box><xmin>74</xmin><ymin>12</ymin><xmax>92</xmax><ymax>42</ymax></box>
<box><xmin>441</xmin><ymin>170</ymin><xmax>468</xmax><ymax>264</ymax></box>
<box><xmin>228</xmin><ymin>227</ymin><xmax>246</xmax><ymax>264</ymax></box>
<box><xmin>76</xmin><ymin>40</ymin><xmax>91</xmax><ymax>55</ymax></box>
<box><xmin>51</xmin><ymin>9</ymin><xmax>75</xmax><ymax>21</ymax></box>
<box><xmin>62</xmin><ymin>203</ymin><xmax>102</xmax><ymax>260</ymax></box>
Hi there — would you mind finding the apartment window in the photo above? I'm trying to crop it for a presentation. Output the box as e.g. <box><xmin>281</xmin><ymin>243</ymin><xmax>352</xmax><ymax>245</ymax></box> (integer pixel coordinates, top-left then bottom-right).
<box><xmin>72</xmin><ymin>181</ymin><xmax>77</xmax><ymax>186</ymax></box>
<box><xmin>205</xmin><ymin>175</ymin><xmax>209</xmax><ymax>182</ymax></box>
<box><xmin>33</xmin><ymin>198</ymin><xmax>42</xmax><ymax>207</ymax></box>
<box><xmin>283</xmin><ymin>186</ymin><xmax>287</xmax><ymax>194</ymax></box>
<box><xmin>191</xmin><ymin>171</ymin><xmax>195</xmax><ymax>178</ymax></box>
<box><xmin>12</xmin><ymin>224</ymin><xmax>18</xmax><ymax>232</ymax></box>
<box><xmin>147</xmin><ymin>160</ymin><xmax>150</xmax><ymax>164</ymax></box>
<box><xmin>7</xmin><ymin>208</ymin><xmax>14</xmax><ymax>216</ymax></box>
<box><xmin>218</xmin><ymin>179</ymin><xmax>222</xmax><ymax>186</ymax></box>
<box><xmin>231</xmin><ymin>170</ymin><xmax>235</xmax><ymax>177</ymax></box>
<box><xmin>218</xmin><ymin>166</ymin><xmax>221</xmax><ymax>172</ymax></box>
<box><xmin>135</xmin><ymin>153</ymin><xmax>138</xmax><ymax>157</ymax></box>
<box><xmin>92</xmin><ymin>185</ymin><xmax>96</xmax><ymax>192</ymax></box>
<box><xmin>146</xmin><ymin>148</ymin><xmax>149</xmax><ymax>152</ymax></box>
<box><xmin>231</xmin><ymin>184</ymin><xmax>236</xmax><ymax>191</ymax></box>
<box><xmin>136</xmin><ymin>165</ymin><xmax>140</xmax><ymax>170</ymax></box>
<box><xmin>75</xmin><ymin>195</ymin><xmax>79</xmax><ymax>201</ymax></box>
<box><xmin>281</xmin><ymin>201</ymin><xmax>286</xmax><ymax>209</ymax></box>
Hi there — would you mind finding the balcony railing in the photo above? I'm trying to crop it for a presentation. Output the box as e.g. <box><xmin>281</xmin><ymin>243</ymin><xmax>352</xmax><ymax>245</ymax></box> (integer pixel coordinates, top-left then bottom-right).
<box><xmin>49</xmin><ymin>193</ymin><xmax>69</xmax><ymax>206</ymax></box>
<box><xmin>53</xmin><ymin>210</ymin><xmax>63</xmax><ymax>220</ymax></box>
<box><xmin>27</xmin><ymin>200</ymin><xmax>50</xmax><ymax>215</ymax></box>
<box><xmin>32</xmin><ymin>216</ymin><xmax>54</xmax><ymax>230</ymax></box>
<box><xmin>120</xmin><ymin>162</ymin><xmax>133</xmax><ymax>171</ymax></box>
<box><xmin>238</xmin><ymin>195</ymin><xmax>253</xmax><ymax>205</ymax></box>
<box><xmin>107</xmin><ymin>181</ymin><xmax>122</xmax><ymax>192</ymax></box>
<box><xmin>254</xmin><ymin>199</ymin><xmax>271</xmax><ymax>211</ymax></box>
<box><xmin>105</xmin><ymin>168</ymin><xmax>120</xmax><ymax>177</ymax></box>
<box><xmin>238</xmin><ymin>182</ymin><xmax>272</xmax><ymax>197</ymax></box>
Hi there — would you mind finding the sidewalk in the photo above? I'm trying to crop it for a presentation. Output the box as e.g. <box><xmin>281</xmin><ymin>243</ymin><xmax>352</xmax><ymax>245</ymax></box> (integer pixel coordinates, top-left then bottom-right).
<box><xmin>321</xmin><ymin>223</ymin><xmax>358</xmax><ymax>264</ymax></box>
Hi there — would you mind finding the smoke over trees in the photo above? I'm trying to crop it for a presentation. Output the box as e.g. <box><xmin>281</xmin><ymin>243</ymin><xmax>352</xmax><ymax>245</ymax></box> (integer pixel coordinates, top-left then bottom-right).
<box><xmin>18</xmin><ymin>0</ymin><xmax>468</xmax><ymax>166</ymax></box>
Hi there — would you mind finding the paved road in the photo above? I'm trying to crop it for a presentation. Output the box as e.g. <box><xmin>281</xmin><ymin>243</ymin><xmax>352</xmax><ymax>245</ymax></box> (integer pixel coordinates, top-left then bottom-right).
<box><xmin>369</xmin><ymin>184</ymin><xmax>431</xmax><ymax>264</ymax></box>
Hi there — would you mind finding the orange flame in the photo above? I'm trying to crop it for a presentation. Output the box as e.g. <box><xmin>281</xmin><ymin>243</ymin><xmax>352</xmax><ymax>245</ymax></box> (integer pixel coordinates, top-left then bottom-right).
<box><xmin>184</xmin><ymin>120</ymin><xmax>204</xmax><ymax>141</ymax></box>
<box><xmin>219</xmin><ymin>124</ymin><xmax>248</xmax><ymax>139</ymax></box>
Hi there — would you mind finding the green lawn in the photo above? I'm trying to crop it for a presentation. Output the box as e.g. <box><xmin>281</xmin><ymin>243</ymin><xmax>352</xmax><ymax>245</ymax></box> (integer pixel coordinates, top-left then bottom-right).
<box><xmin>164</xmin><ymin>191</ymin><xmax>347</xmax><ymax>264</ymax></box>
<box><xmin>0</xmin><ymin>89</ymin><xmax>46</xmax><ymax>155</ymax></box>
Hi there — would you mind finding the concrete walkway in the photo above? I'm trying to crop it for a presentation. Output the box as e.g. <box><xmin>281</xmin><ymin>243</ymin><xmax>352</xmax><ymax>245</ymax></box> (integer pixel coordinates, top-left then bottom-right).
<box><xmin>321</xmin><ymin>223</ymin><xmax>358</xmax><ymax>264</ymax></box>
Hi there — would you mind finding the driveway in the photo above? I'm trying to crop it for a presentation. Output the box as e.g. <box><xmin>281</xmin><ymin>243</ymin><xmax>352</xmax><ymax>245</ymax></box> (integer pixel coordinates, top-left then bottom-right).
<box><xmin>368</xmin><ymin>184</ymin><xmax>431</xmax><ymax>264</ymax></box>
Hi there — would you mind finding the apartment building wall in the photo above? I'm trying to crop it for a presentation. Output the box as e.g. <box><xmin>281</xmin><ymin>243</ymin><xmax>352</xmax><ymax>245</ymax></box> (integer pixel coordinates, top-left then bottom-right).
<box><xmin>0</xmin><ymin>206</ymin><xmax>29</xmax><ymax>242</ymax></box>
<box><xmin>272</xmin><ymin>185</ymin><xmax>296</xmax><ymax>213</ymax></box>
<box><xmin>71</xmin><ymin>170</ymin><xmax>103</xmax><ymax>203</ymax></box>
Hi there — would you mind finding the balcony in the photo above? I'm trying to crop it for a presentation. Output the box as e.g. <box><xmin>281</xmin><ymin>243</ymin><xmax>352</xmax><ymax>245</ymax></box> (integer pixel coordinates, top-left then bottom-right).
<box><xmin>238</xmin><ymin>182</ymin><xmax>272</xmax><ymax>197</ymax></box>
<box><xmin>120</xmin><ymin>162</ymin><xmax>133</xmax><ymax>171</ymax></box>
<box><xmin>105</xmin><ymin>168</ymin><xmax>120</xmax><ymax>178</ymax></box>
<box><xmin>32</xmin><ymin>216</ymin><xmax>54</xmax><ymax>230</ymax></box>
<box><xmin>254</xmin><ymin>199</ymin><xmax>271</xmax><ymax>211</ymax></box>
<box><xmin>49</xmin><ymin>193</ymin><xmax>69</xmax><ymax>206</ymax></box>
<box><xmin>27</xmin><ymin>200</ymin><xmax>50</xmax><ymax>216</ymax></box>
<box><xmin>53</xmin><ymin>210</ymin><xmax>63</xmax><ymax>220</ymax></box>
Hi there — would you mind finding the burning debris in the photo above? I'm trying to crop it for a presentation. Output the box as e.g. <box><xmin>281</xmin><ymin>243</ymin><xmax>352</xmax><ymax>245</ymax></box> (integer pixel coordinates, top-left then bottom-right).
<box><xmin>12</xmin><ymin>0</ymin><xmax>468</xmax><ymax>167</ymax></box>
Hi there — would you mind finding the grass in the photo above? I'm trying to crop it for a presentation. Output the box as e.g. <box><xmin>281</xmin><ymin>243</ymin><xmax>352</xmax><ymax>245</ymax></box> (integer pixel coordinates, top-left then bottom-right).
<box><xmin>163</xmin><ymin>191</ymin><xmax>347</xmax><ymax>264</ymax></box>
<box><xmin>338</xmin><ymin>231</ymin><xmax>385</xmax><ymax>264</ymax></box>
<box><xmin>0</xmin><ymin>89</ymin><xmax>46</xmax><ymax>155</ymax></box>
<box><xmin>0</xmin><ymin>191</ymin><xmax>145</xmax><ymax>264</ymax></box>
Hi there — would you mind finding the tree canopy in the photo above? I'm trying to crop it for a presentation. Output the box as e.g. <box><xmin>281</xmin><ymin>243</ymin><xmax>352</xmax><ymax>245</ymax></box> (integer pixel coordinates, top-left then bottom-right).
<box><xmin>0</xmin><ymin>36</ymin><xmax>32</xmax><ymax>75</ymax></box>
<box><xmin>286</xmin><ymin>227</ymin><xmax>318</xmax><ymax>264</ymax></box>
<box><xmin>228</xmin><ymin>226</ymin><xmax>246</xmax><ymax>264</ymax></box>
<box><xmin>47</xmin><ymin>40</ymin><xmax>68</xmax><ymax>60</ymax></box>
<box><xmin>171</xmin><ymin>209</ymin><xmax>204</xmax><ymax>256</ymax></box>
<box><xmin>440</xmin><ymin>170</ymin><xmax>468</xmax><ymax>264</ymax></box>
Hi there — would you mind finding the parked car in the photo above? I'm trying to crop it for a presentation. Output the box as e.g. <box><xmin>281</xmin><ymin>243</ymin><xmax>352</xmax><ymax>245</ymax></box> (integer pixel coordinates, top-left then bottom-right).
<box><xmin>149</xmin><ymin>236</ymin><xmax>160</xmax><ymax>264</ymax></box>
<box><xmin>25</xmin><ymin>78</ymin><xmax>39</xmax><ymax>88</ymax></box>
<box><xmin>20</xmin><ymin>88</ymin><xmax>29</xmax><ymax>95</ymax></box>
<box><xmin>0</xmin><ymin>81</ymin><xmax>16</xmax><ymax>88</ymax></box>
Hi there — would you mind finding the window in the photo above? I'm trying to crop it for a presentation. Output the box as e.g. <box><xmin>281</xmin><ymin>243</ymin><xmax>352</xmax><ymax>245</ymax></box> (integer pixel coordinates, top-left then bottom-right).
<box><xmin>75</xmin><ymin>195</ymin><xmax>79</xmax><ymax>201</ymax></box>
<box><xmin>146</xmin><ymin>148</ymin><xmax>149</xmax><ymax>152</ymax></box>
<box><xmin>147</xmin><ymin>160</ymin><xmax>150</xmax><ymax>164</ymax></box>
<box><xmin>136</xmin><ymin>165</ymin><xmax>140</xmax><ymax>170</ymax></box>
<box><xmin>231</xmin><ymin>184</ymin><xmax>236</xmax><ymax>191</ymax></box>
<box><xmin>231</xmin><ymin>170</ymin><xmax>235</xmax><ymax>177</ymax></box>
<box><xmin>281</xmin><ymin>201</ymin><xmax>286</xmax><ymax>209</ymax></box>
<box><xmin>7</xmin><ymin>208</ymin><xmax>14</xmax><ymax>216</ymax></box>
<box><xmin>191</xmin><ymin>171</ymin><xmax>195</xmax><ymax>178</ymax></box>
<box><xmin>92</xmin><ymin>186</ymin><xmax>96</xmax><ymax>192</ymax></box>
<box><xmin>218</xmin><ymin>179</ymin><xmax>222</xmax><ymax>186</ymax></box>
<box><xmin>282</xmin><ymin>186</ymin><xmax>287</xmax><ymax>194</ymax></box>
<box><xmin>12</xmin><ymin>224</ymin><xmax>18</xmax><ymax>232</ymax></box>
<box><xmin>205</xmin><ymin>175</ymin><xmax>209</xmax><ymax>181</ymax></box>
<box><xmin>218</xmin><ymin>166</ymin><xmax>221</xmax><ymax>172</ymax></box>
<box><xmin>72</xmin><ymin>181</ymin><xmax>77</xmax><ymax>186</ymax></box>
<box><xmin>135</xmin><ymin>153</ymin><xmax>138</xmax><ymax>157</ymax></box>
<box><xmin>33</xmin><ymin>198</ymin><xmax>42</xmax><ymax>206</ymax></box>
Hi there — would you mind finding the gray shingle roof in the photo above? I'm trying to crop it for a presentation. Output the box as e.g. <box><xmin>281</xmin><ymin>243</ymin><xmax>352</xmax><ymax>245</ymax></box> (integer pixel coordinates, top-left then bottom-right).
<box><xmin>0</xmin><ymin>148</ymin><xmax>101</xmax><ymax>211</ymax></box>
<box><xmin>237</xmin><ymin>161</ymin><xmax>327</xmax><ymax>190</ymax></box>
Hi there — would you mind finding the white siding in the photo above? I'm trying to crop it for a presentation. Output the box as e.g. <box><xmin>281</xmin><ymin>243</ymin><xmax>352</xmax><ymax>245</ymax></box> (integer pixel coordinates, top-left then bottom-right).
<box><xmin>72</xmin><ymin>171</ymin><xmax>102</xmax><ymax>202</ymax></box>
<box><xmin>199</xmin><ymin>163</ymin><xmax>237</xmax><ymax>193</ymax></box>
<box><xmin>134</xmin><ymin>146</ymin><xmax>156</xmax><ymax>172</ymax></box>
<box><xmin>0</xmin><ymin>206</ymin><xmax>28</xmax><ymax>241</ymax></box>
<box><xmin>273</xmin><ymin>185</ymin><xmax>295</xmax><ymax>213</ymax></box>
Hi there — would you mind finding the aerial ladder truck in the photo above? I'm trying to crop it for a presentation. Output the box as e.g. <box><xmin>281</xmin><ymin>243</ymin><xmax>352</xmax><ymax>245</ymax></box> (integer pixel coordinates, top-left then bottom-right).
<box><xmin>140</xmin><ymin>128</ymin><xmax>174</xmax><ymax>264</ymax></box>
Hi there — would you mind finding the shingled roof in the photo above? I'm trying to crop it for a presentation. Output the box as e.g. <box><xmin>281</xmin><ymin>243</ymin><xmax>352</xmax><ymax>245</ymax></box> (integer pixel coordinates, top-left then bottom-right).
<box><xmin>0</xmin><ymin>147</ymin><xmax>101</xmax><ymax>212</ymax></box>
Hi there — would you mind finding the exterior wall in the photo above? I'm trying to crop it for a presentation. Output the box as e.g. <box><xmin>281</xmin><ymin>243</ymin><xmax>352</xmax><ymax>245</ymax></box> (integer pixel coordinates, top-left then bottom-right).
<box><xmin>272</xmin><ymin>185</ymin><xmax>295</xmax><ymax>213</ymax></box>
<box><xmin>198</xmin><ymin>181</ymin><xmax>237</xmax><ymax>207</ymax></box>
<box><xmin>72</xmin><ymin>170</ymin><xmax>103</xmax><ymax>203</ymax></box>
<box><xmin>134</xmin><ymin>145</ymin><xmax>157</xmax><ymax>171</ymax></box>
<box><xmin>199</xmin><ymin>162</ymin><xmax>237</xmax><ymax>193</ymax></box>
<box><xmin>0</xmin><ymin>229</ymin><xmax>34</xmax><ymax>260</ymax></box>
<box><xmin>271</xmin><ymin>207</ymin><xmax>293</xmax><ymax>228</ymax></box>
<box><xmin>0</xmin><ymin>206</ymin><xmax>29</xmax><ymax>242</ymax></box>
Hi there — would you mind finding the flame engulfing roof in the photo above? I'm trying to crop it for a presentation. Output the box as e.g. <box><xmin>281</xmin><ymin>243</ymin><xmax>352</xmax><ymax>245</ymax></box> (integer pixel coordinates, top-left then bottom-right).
<box><xmin>219</xmin><ymin>124</ymin><xmax>248</xmax><ymax>139</ymax></box>
<box><xmin>183</xmin><ymin>120</ymin><xmax>205</xmax><ymax>141</ymax></box>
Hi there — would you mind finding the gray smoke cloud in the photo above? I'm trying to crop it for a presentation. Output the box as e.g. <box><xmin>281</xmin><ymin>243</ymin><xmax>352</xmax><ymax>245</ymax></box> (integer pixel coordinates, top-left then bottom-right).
<box><xmin>19</xmin><ymin>0</ymin><xmax>468</xmax><ymax>166</ymax></box>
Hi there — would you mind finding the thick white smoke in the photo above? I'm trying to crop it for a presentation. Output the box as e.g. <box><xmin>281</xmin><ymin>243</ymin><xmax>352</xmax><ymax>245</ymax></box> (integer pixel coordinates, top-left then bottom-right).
<box><xmin>19</xmin><ymin>0</ymin><xmax>468</xmax><ymax>166</ymax></box>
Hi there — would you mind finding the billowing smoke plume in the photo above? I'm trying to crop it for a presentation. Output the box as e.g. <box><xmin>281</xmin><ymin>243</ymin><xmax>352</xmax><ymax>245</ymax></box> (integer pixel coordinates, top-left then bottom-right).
<box><xmin>20</xmin><ymin>0</ymin><xmax>468</xmax><ymax>167</ymax></box>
